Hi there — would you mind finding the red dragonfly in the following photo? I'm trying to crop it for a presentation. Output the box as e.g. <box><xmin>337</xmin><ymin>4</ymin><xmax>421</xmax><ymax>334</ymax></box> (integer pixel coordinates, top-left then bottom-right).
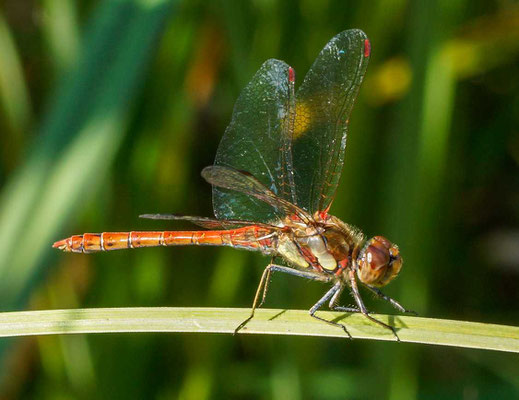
<box><xmin>54</xmin><ymin>29</ymin><xmax>414</xmax><ymax>339</ymax></box>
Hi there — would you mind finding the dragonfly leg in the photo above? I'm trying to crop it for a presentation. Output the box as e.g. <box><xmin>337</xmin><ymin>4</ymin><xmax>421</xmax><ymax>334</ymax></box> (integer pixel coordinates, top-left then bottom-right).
<box><xmin>235</xmin><ymin>264</ymin><xmax>332</xmax><ymax>334</ymax></box>
<box><xmin>234</xmin><ymin>265</ymin><xmax>271</xmax><ymax>335</ymax></box>
<box><xmin>331</xmin><ymin>306</ymin><xmax>360</xmax><ymax>313</ymax></box>
<box><xmin>256</xmin><ymin>257</ymin><xmax>280</xmax><ymax>309</ymax></box>
<box><xmin>328</xmin><ymin>287</ymin><xmax>360</xmax><ymax>313</ymax></box>
<box><xmin>362</xmin><ymin>284</ymin><xmax>417</xmax><ymax>315</ymax></box>
<box><xmin>268</xmin><ymin>265</ymin><xmax>331</xmax><ymax>282</ymax></box>
<box><xmin>309</xmin><ymin>282</ymin><xmax>353</xmax><ymax>339</ymax></box>
<box><xmin>255</xmin><ymin>264</ymin><xmax>332</xmax><ymax>311</ymax></box>
<box><xmin>256</xmin><ymin>266</ymin><xmax>272</xmax><ymax>309</ymax></box>
<box><xmin>346</xmin><ymin>269</ymin><xmax>400</xmax><ymax>341</ymax></box>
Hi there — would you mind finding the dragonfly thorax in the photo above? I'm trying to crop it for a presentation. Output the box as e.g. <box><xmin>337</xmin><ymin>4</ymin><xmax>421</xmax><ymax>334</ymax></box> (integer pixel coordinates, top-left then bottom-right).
<box><xmin>275</xmin><ymin>213</ymin><xmax>366</xmax><ymax>275</ymax></box>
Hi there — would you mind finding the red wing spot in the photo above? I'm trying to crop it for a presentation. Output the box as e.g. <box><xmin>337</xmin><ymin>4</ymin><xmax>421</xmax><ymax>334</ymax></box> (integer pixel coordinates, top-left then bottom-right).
<box><xmin>364</xmin><ymin>39</ymin><xmax>371</xmax><ymax>58</ymax></box>
<box><xmin>288</xmin><ymin>67</ymin><xmax>295</xmax><ymax>83</ymax></box>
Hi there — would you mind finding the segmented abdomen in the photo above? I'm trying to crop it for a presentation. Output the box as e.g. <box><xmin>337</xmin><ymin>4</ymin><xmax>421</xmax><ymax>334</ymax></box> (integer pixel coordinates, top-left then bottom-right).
<box><xmin>53</xmin><ymin>226</ymin><xmax>276</xmax><ymax>254</ymax></box>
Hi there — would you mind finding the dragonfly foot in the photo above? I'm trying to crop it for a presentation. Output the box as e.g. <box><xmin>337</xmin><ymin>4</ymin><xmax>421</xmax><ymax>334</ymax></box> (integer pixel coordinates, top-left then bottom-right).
<box><xmin>340</xmin><ymin>324</ymin><xmax>354</xmax><ymax>340</ymax></box>
<box><xmin>234</xmin><ymin>315</ymin><xmax>253</xmax><ymax>335</ymax></box>
<box><xmin>310</xmin><ymin>312</ymin><xmax>353</xmax><ymax>339</ymax></box>
<box><xmin>364</xmin><ymin>313</ymin><xmax>400</xmax><ymax>341</ymax></box>
<box><xmin>390</xmin><ymin>325</ymin><xmax>400</xmax><ymax>342</ymax></box>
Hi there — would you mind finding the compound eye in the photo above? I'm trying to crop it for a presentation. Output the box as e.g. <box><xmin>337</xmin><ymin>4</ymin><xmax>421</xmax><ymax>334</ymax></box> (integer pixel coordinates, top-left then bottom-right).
<box><xmin>357</xmin><ymin>236</ymin><xmax>402</xmax><ymax>287</ymax></box>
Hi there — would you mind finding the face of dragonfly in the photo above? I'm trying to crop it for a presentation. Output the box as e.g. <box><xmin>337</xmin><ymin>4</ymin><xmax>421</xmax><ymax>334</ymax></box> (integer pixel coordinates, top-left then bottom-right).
<box><xmin>356</xmin><ymin>236</ymin><xmax>403</xmax><ymax>287</ymax></box>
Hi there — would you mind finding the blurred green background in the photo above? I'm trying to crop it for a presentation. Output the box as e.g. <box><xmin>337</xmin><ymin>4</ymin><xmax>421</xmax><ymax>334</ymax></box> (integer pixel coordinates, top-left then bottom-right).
<box><xmin>1</xmin><ymin>0</ymin><xmax>519</xmax><ymax>398</ymax></box>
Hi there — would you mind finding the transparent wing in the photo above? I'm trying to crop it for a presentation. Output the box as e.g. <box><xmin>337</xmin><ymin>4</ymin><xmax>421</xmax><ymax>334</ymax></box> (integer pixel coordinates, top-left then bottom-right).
<box><xmin>203</xmin><ymin>166</ymin><xmax>311</xmax><ymax>224</ymax></box>
<box><xmin>139</xmin><ymin>213</ymin><xmax>279</xmax><ymax>230</ymax></box>
<box><xmin>213</xmin><ymin>59</ymin><xmax>296</xmax><ymax>223</ymax></box>
<box><xmin>212</xmin><ymin>30</ymin><xmax>370</xmax><ymax>220</ymax></box>
<box><xmin>292</xmin><ymin>29</ymin><xmax>371</xmax><ymax>213</ymax></box>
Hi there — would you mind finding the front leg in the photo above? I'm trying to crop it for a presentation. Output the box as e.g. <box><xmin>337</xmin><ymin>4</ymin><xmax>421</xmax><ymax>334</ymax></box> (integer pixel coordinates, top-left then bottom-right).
<box><xmin>346</xmin><ymin>269</ymin><xmax>400</xmax><ymax>341</ymax></box>
<box><xmin>362</xmin><ymin>284</ymin><xmax>417</xmax><ymax>315</ymax></box>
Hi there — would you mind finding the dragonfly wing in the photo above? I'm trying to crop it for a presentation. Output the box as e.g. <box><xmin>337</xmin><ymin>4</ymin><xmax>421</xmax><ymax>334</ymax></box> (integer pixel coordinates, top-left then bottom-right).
<box><xmin>292</xmin><ymin>29</ymin><xmax>371</xmax><ymax>214</ymax></box>
<box><xmin>203</xmin><ymin>166</ymin><xmax>311</xmax><ymax>224</ymax></box>
<box><xmin>213</xmin><ymin>59</ymin><xmax>297</xmax><ymax>223</ymax></box>
<box><xmin>139</xmin><ymin>213</ymin><xmax>279</xmax><ymax>230</ymax></box>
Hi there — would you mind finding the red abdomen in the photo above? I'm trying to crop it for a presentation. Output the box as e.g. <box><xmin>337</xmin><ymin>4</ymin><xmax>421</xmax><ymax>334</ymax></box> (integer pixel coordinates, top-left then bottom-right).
<box><xmin>53</xmin><ymin>226</ymin><xmax>276</xmax><ymax>254</ymax></box>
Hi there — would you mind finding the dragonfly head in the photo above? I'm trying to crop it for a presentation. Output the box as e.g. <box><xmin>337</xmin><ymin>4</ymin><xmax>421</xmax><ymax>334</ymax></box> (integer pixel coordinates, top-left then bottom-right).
<box><xmin>356</xmin><ymin>236</ymin><xmax>402</xmax><ymax>287</ymax></box>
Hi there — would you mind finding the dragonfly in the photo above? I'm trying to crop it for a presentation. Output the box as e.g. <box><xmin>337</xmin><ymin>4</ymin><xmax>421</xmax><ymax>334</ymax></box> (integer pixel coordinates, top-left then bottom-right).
<box><xmin>54</xmin><ymin>29</ymin><xmax>414</xmax><ymax>340</ymax></box>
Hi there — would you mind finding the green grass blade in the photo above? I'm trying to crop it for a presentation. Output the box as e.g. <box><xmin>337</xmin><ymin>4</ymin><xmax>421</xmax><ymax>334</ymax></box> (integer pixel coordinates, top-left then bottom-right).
<box><xmin>41</xmin><ymin>0</ymin><xmax>80</xmax><ymax>74</ymax></box>
<box><xmin>0</xmin><ymin>0</ymin><xmax>176</xmax><ymax>309</ymax></box>
<box><xmin>0</xmin><ymin>307</ymin><xmax>517</xmax><ymax>353</ymax></box>
<box><xmin>0</xmin><ymin>11</ymin><xmax>33</xmax><ymax>137</ymax></box>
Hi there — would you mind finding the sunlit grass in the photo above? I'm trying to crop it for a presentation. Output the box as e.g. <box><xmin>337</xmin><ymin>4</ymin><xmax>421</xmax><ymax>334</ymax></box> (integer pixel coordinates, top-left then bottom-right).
<box><xmin>0</xmin><ymin>307</ymin><xmax>518</xmax><ymax>353</ymax></box>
